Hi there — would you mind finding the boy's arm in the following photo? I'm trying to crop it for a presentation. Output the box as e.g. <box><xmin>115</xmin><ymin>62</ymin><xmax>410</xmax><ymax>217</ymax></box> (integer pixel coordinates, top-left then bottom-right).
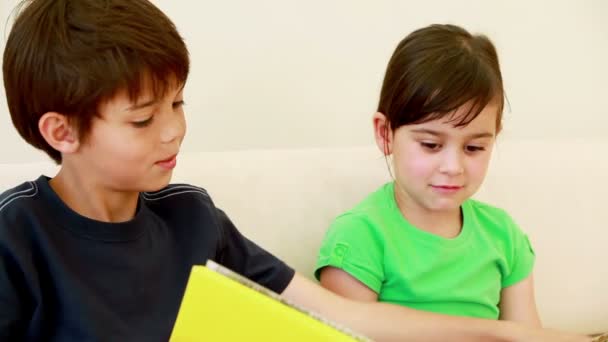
<box><xmin>499</xmin><ymin>274</ymin><xmax>542</xmax><ymax>326</ymax></box>
<box><xmin>282</xmin><ymin>273</ymin><xmax>590</xmax><ymax>342</ymax></box>
<box><xmin>0</xmin><ymin>253</ymin><xmax>28</xmax><ymax>339</ymax></box>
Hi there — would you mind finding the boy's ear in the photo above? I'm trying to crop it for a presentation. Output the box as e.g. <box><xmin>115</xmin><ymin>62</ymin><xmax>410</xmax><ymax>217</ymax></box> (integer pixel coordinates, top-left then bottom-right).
<box><xmin>373</xmin><ymin>112</ymin><xmax>392</xmax><ymax>155</ymax></box>
<box><xmin>38</xmin><ymin>112</ymin><xmax>80</xmax><ymax>155</ymax></box>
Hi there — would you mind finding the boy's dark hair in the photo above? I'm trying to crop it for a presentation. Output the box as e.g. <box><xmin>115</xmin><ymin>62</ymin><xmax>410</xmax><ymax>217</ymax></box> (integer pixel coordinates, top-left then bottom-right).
<box><xmin>378</xmin><ymin>24</ymin><xmax>504</xmax><ymax>132</ymax></box>
<box><xmin>3</xmin><ymin>0</ymin><xmax>190</xmax><ymax>163</ymax></box>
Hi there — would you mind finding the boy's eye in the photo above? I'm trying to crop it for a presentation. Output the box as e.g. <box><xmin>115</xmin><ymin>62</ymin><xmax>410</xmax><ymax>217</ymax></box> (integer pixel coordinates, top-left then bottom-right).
<box><xmin>420</xmin><ymin>142</ymin><xmax>441</xmax><ymax>150</ymax></box>
<box><xmin>132</xmin><ymin>116</ymin><xmax>154</xmax><ymax>128</ymax></box>
<box><xmin>465</xmin><ymin>145</ymin><xmax>485</xmax><ymax>152</ymax></box>
<box><xmin>173</xmin><ymin>100</ymin><xmax>185</xmax><ymax>109</ymax></box>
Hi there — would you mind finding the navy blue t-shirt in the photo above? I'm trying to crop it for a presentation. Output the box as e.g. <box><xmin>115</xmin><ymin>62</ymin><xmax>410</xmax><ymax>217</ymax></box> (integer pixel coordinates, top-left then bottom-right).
<box><xmin>0</xmin><ymin>176</ymin><xmax>294</xmax><ymax>341</ymax></box>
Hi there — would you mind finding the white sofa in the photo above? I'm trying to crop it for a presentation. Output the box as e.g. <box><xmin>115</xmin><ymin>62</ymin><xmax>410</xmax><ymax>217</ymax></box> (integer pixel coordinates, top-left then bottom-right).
<box><xmin>1</xmin><ymin>140</ymin><xmax>606</xmax><ymax>334</ymax></box>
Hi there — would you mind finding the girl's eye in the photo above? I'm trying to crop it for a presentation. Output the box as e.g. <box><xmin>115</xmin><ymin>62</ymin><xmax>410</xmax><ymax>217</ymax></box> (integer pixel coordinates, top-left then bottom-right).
<box><xmin>465</xmin><ymin>145</ymin><xmax>485</xmax><ymax>152</ymax></box>
<box><xmin>173</xmin><ymin>100</ymin><xmax>185</xmax><ymax>109</ymax></box>
<box><xmin>132</xmin><ymin>116</ymin><xmax>154</xmax><ymax>128</ymax></box>
<box><xmin>421</xmin><ymin>142</ymin><xmax>441</xmax><ymax>150</ymax></box>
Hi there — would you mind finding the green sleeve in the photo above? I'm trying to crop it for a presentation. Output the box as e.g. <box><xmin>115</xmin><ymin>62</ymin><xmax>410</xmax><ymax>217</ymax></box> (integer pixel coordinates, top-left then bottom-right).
<box><xmin>502</xmin><ymin>219</ymin><xmax>535</xmax><ymax>288</ymax></box>
<box><xmin>314</xmin><ymin>214</ymin><xmax>385</xmax><ymax>293</ymax></box>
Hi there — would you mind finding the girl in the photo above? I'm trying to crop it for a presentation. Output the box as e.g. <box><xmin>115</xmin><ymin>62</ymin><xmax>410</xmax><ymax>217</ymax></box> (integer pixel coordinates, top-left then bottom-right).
<box><xmin>316</xmin><ymin>24</ymin><xmax>541</xmax><ymax>325</ymax></box>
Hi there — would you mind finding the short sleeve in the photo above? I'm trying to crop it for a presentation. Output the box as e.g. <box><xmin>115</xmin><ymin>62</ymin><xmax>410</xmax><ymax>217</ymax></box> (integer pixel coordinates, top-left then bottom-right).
<box><xmin>314</xmin><ymin>214</ymin><xmax>385</xmax><ymax>293</ymax></box>
<box><xmin>214</xmin><ymin>209</ymin><xmax>295</xmax><ymax>294</ymax></box>
<box><xmin>502</xmin><ymin>220</ymin><xmax>536</xmax><ymax>288</ymax></box>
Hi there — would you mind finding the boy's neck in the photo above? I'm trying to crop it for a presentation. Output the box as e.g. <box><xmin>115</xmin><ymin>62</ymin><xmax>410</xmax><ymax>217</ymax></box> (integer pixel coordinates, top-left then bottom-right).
<box><xmin>50</xmin><ymin>166</ymin><xmax>140</xmax><ymax>223</ymax></box>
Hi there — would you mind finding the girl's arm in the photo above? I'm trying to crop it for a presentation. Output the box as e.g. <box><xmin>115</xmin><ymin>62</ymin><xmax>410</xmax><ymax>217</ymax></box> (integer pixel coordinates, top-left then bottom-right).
<box><xmin>282</xmin><ymin>273</ymin><xmax>589</xmax><ymax>342</ymax></box>
<box><xmin>499</xmin><ymin>274</ymin><xmax>542</xmax><ymax>326</ymax></box>
<box><xmin>319</xmin><ymin>267</ymin><xmax>377</xmax><ymax>302</ymax></box>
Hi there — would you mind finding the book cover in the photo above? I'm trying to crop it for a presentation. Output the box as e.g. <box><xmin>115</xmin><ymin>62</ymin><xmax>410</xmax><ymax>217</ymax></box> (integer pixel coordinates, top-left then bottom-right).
<box><xmin>170</xmin><ymin>260</ymin><xmax>370</xmax><ymax>341</ymax></box>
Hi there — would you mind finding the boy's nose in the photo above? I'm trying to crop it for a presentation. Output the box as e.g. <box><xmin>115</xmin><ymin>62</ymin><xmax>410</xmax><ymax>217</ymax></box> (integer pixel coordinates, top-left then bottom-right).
<box><xmin>161</xmin><ymin>115</ymin><xmax>186</xmax><ymax>144</ymax></box>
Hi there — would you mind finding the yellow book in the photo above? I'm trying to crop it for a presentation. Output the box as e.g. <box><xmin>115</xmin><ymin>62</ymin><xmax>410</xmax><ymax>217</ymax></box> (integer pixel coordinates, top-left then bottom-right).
<box><xmin>170</xmin><ymin>260</ymin><xmax>370</xmax><ymax>341</ymax></box>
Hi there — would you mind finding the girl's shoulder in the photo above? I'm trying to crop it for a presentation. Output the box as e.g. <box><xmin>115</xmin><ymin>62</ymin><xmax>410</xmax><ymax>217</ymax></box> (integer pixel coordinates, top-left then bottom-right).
<box><xmin>464</xmin><ymin>198</ymin><xmax>514</xmax><ymax>225</ymax></box>
<box><xmin>464</xmin><ymin>198</ymin><xmax>528</xmax><ymax>244</ymax></box>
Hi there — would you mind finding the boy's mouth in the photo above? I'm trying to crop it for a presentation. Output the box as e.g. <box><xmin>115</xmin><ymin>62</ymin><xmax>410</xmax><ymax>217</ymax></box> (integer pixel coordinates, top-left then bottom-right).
<box><xmin>156</xmin><ymin>154</ymin><xmax>177</xmax><ymax>170</ymax></box>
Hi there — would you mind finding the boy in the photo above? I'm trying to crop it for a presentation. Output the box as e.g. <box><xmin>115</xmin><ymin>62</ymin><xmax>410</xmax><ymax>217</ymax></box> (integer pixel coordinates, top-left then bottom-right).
<box><xmin>0</xmin><ymin>0</ymin><xmax>589</xmax><ymax>341</ymax></box>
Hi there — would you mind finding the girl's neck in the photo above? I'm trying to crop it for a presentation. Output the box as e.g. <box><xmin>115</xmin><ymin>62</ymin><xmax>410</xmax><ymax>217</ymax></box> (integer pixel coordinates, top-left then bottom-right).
<box><xmin>393</xmin><ymin>184</ymin><xmax>463</xmax><ymax>239</ymax></box>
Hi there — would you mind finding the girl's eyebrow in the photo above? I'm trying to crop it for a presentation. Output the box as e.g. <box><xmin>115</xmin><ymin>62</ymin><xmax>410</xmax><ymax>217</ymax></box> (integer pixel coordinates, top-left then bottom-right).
<box><xmin>411</xmin><ymin>128</ymin><xmax>494</xmax><ymax>139</ymax></box>
<box><xmin>411</xmin><ymin>128</ymin><xmax>444</xmax><ymax>137</ymax></box>
<box><xmin>466</xmin><ymin>132</ymin><xmax>495</xmax><ymax>139</ymax></box>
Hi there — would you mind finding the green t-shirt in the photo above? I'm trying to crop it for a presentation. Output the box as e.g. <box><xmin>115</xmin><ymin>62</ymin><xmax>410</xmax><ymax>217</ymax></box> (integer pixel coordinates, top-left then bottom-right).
<box><xmin>315</xmin><ymin>182</ymin><xmax>535</xmax><ymax>319</ymax></box>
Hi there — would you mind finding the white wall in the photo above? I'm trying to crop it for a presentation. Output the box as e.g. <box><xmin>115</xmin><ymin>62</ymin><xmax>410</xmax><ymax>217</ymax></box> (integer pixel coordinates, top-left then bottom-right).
<box><xmin>1</xmin><ymin>0</ymin><xmax>607</xmax><ymax>162</ymax></box>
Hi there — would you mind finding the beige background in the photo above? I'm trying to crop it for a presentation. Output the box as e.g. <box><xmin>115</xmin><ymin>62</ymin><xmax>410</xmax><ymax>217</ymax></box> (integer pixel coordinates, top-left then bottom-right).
<box><xmin>1</xmin><ymin>0</ymin><xmax>607</xmax><ymax>162</ymax></box>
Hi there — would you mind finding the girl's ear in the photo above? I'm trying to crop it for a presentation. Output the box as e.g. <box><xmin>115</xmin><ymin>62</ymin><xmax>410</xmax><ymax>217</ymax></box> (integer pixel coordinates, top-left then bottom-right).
<box><xmin>38</xmin><ymin>112</ymin><xmax>80</xmax><ymax>155</ymax></box>
<box><xmin>373</xmin><ymin>112</ymin><xmax>392</xmax><ymax>155</ymax></box>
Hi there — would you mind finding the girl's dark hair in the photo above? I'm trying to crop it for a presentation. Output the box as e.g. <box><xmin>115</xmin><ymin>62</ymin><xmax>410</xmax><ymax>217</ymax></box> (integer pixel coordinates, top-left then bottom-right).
<box><xmin>378</xmin><ymin>24</ymin><xmax>504</xmax><ymax>132</ymax></box>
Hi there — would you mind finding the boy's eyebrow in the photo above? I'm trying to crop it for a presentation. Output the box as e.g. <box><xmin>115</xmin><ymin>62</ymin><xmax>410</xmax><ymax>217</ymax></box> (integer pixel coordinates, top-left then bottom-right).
<box><xmin>411</xmin><ymin>128</ymin><xmax>494</xmax><ymax>139</ymax></box>
<box><xmin>126</xmin><ymin>99</ymin><xmax>158</xmax><ymax>111</ymax></box>
<box><xmin>124</xmin><ymin>84</ymin><xmax>185</xmax><ymax>111</ymax></box>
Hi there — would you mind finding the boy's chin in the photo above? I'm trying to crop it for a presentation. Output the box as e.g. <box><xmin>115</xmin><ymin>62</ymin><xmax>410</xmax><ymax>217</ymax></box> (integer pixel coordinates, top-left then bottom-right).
<box><xmin>138</xmin><ymin>176</ymin><xmax>173</xmax><ymax>192</ymax></box>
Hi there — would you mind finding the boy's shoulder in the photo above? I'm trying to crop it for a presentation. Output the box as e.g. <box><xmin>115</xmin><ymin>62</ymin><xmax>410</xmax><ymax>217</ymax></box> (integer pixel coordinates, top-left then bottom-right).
<box><xmin>0</xmin><ymin>180</ymin><xmax>41</xmax><ymax>218</ymax></box>
<box><xmin>0</xmin><ymin>180</ymin><xmax>218</xmax><ymax>229</ymax></box>
<box><xmin>142</xmin><ymin>183</ymin><xmax>211</xmax><ymax>202</ymax></box>
<box><xmin>140</xmin><ymin>183</ymin><xmax>216</xmax><ymax>213</ymax></box>
<box><xmin>0</xmin><ymin>179</ymin><xmax>45</xmax><ymax>244</ymax></box>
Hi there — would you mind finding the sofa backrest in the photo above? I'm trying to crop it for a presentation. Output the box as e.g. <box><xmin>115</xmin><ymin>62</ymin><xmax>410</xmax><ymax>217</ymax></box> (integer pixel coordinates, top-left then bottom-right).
<box><xmin>1</xmin><ymin>140</ymin><xmax>606</xmax><ymax>333</ymax></box>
